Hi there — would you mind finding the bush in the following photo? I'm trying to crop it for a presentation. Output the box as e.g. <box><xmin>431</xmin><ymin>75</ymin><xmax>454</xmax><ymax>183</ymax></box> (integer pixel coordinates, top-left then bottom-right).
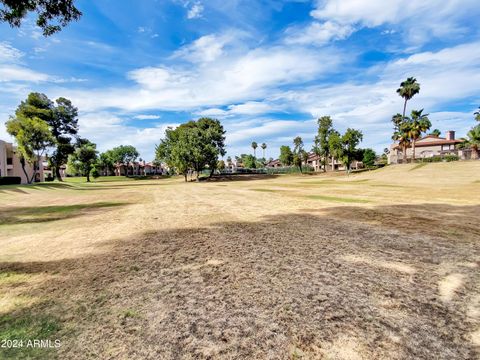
<box><xmin>420</xmin><ymin>156</ymin><xmax>442</xmax><ymax>163</ymax></box>
<box><xmin>90</xmin><ymin>167</ymin><xmax>100</xmax><ymax>179</ymax></box>
<box><xmin>0</xmin><ymin>176</ymin><xmax>22</xmax><ymax>185</ymax></box>
<box><xmin>45</xmin><ymin>174</ymin><xmax>54</xmax><ymax>182</ymax></box>
<box><xmin>444</xmin><ymin>154</ymin><xmax>459</xmax><ymax>162</ymax></box>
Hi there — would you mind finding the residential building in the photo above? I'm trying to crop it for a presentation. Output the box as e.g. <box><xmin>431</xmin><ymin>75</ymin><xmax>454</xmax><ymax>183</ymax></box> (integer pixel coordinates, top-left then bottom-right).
<box><xmin>0</xmin><ymin>139</ymin><xmax>48</xmax><ymax>183</ymax></box>
<box><xmin>114</xmin><ymin>160</ymin><xmax>164</xmax><ymax>176</ymax></box>
<box><xmin>388</xmin><ymin>130</ymin><xmax>469</xmax><ymax>164</ymax></box>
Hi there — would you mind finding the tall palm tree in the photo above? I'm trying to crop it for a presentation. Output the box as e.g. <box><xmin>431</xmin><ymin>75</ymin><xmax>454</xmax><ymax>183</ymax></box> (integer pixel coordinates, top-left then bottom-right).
<box><xmin>474</xmin><ymin>107</ymin><xmax>480</xmax><ymax>122</ymax></box>
<box><xmin>408</xmin><ymin>109</ymin><xmax>431</xmax><ymax>161</ymax></box>
<box><xmin>392</xmin><ymin>121</ymin><xmax>411</xmax><ymax>163</ymax></box>
<box><xmin>251</xmin><ymin>142</ymin><xmax>258</xmax><ymax>157</ymax></box>
<box><xmin>466</xmin><ymin>125</ymin><xmax>480</xmax><ymax>159</ymax></box>
<box><xmin>392</xmin><ymin>113</ymin><xmax>404</xmax><ymax>132</ymax></box>
<box><xmin>397</xmin><ymin>77</ymin><xmax>420</xmax><ymax>121</ymax></box>
<box><xmin>261</xmin><ymin>143</ymin><xmax>267</xmax><ymax>159</ymax></box>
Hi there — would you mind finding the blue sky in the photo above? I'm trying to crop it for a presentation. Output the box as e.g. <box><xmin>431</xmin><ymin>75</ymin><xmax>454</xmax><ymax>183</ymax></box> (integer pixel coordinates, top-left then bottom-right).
<box><xmin>0</xmin><ymin>0</ymin><xmax>479</xmax><ymax>160</ymax></box>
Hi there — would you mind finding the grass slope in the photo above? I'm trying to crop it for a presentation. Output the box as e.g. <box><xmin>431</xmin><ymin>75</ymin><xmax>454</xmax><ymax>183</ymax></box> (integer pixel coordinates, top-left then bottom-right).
<box><xmin>0</xmin><ymin>163</ymin><xmax>479</xmax><ymax>359</ymax></box>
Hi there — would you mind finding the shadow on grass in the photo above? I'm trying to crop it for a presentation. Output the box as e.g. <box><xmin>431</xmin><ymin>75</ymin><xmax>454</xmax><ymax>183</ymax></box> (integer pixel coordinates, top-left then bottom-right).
<box><xmin>0</xmin><ymin>202</ymin><xmax>129</xmax><ymax>225</ymax></box>
<box><xmin>0</xmin><ymin>203</ymin><xmax>478</xmax><ymax>358</ymax></box>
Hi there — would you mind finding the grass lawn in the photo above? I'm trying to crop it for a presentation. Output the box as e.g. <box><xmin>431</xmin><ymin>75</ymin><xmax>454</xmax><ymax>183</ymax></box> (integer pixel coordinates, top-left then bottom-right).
<box><xmin>0</xmin><ymin>162</ymin><xmax>479</xmax><ymax>359</ymax></box>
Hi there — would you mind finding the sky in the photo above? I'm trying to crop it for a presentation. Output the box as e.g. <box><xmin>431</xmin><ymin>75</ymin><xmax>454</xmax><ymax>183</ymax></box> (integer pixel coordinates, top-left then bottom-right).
<box><xmin>0</xmin><ymin>0</ymin><xmax>479</xmax><ymax>160</ymax></box>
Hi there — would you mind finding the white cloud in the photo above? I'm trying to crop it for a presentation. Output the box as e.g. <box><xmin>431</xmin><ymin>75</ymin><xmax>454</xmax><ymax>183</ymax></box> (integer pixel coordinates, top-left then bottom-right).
<box><xmin>0</xmin><ymin>42</ymin><xmax>24</xmax><ymax>63</ymax></box>
<box><xmin>310</xmin><ymin>0</ymin><xmax>479</xmax><ymax>45</ymax></box>
<box><xmin>285</xmin><ymin>21</ymin><xmax>355</xmax><ymax>45</ymax></box>
<box><xmin>134</xmin><ymin>114</ymin><xmax>161</xmax><ymax>120</ymax></box>
<box><xmin>187</xmin><ymin>1</ymin><xmax>204</xmax><ymax>19</ymax></box>
<box><xmin>0</xmin><ymin>65</ymin><xmax>49</xmax><ymax>82</ymax></box>
<box><xmin>174</xmin><ymin>34</ymin><xmax>227</xmax><ymax>63</ymax></box>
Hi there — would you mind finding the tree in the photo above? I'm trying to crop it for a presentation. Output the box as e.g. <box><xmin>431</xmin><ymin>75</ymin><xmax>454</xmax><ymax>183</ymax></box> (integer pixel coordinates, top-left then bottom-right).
<box><xmin>279</xmin><ymin>145</ymin><xmax>293</xmax><ymax>166</ymax></box>
<box><xmin>14</xmin><ymin>93</ymin><xmax>79</xmax><ymax>181</ymax></box>
<box><xmin>397</xmin><ymin>77</ymin><xmax>420</xmax><ymax>121</ymax></box>
<box><xmin>362</xmin><ymin>148</ymin><xmax>376</xmax><ymax>167</ymax></box>
<box><xmin>475</xmin><ymin>107</ymin><xmax>480</xmax><ymax>122</ymax></box>
<box><xmin>97</xmin><ymin>150</ymin><xmax>115</xmax><ymax>176</ymax></box>
<box><xmin>0</xmin><ymin>0</ymin><xmax>82</xmax><ymax>36</ymax></box>
<box><xmin>329</xmin><ymin>128</ymin><xmax>363</xmax><ymax>173</ymax></box>
<box><xmin>408</xmin><ymin>109</ymin><xmax>431</xmax><ymax>161</ymax></box>
<box><xmin>313</xmin><ymin>116</ymin><xmax>334</xmax><ymax>172</ymax></box>
<box><xmin>292</xmin><ymin>136</ymin><xmax>304</xmax><ymax>172</ymax></box>
<box><xmin>111</xmin><ymin>145</ymin><xmax>139</xmax><ymax>176</ymax></box>
<box><xmin>241</xmin><ymin>154</ymin><xmax>256</xmax><ymax>169</ymax></box>
<box><xmin>217</xmin><ymin>160</ymin><xmax>225</xmax><ymax>171</ymax></box>
<box><xmin>6</xmin><ymin>115</ymin><xmax>54</xmax><ymax>183</ymax></box>
<box><xmin>251</xmin><ymin>142</ymin><xmax>258</xmax><ymax>158</ymax></box>
<box><xmin>155</xmin><ymin>118</ymin><xmax>225</xmax><ymax>182</ymax></box>
<box><xmin>466</xmin><ymin>125</ymin><xmax>480</xmax><ymax>160</ymax></box>
<box><xmin>429</xmin><ymin>129</ymin><xmax>441</xmax><ymax>137</ymax></box>
<box><xmin>392</xmin><ymin>119</ymin><xmax>411</xmax><ymax>163</ymax></box>
<box><xmin>68</xmin><ymin>140</ymin><xmax>97</xmax><ymax>182</ymax></box>
<box><xmin>261</xmin><ymin>143</ymin><xmax>267</xmax><ymax>159</ymax></box>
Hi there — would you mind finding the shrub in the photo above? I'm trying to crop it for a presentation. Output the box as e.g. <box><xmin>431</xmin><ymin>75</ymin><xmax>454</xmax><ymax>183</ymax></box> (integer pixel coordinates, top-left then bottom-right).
<box><xmin>444</xmin><ymin>154</ymin><xmax>459</xmax><ymax>162</ymax></box>
<box><xmin>90</xmin><ymin>167</ymin><xmax>100</xmax><ymax>179</ymax></box>
<box><xmin>45</xmin><ymin>174</ymin><xmax>54</xmax><ymax>182</ymax></box>
<box><xmin>0</xmin><ymin>176</ymin><xmax>22</xmax><ymax>185</ymax></box>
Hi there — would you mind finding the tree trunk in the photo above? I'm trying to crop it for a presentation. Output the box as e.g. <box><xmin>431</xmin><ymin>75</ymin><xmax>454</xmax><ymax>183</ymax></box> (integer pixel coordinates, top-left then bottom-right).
<box><xmin>184</xmin><ymin>173</ymin><xmax>187</xmax><ymax>182</ymax></box>
<box><xmin>402</xmin><ymin>99</ymin><xmax>407</xmax><ymax>120</ymax></box>
<box><xmin>86</xmin><ymin>170</ymin><xmax>90</xmax><ymax>182</ymax></box>
<box><xmin>55</xmin><ymin>166</ymin><xmax>63</xmax><ymax>181</ymax></box>
<box><xmin>412</xmin><ymin>140</ymin><xmax>416</xmax><ymax>161</ymax></box>
<box><xmin>21</xmin><ymin>162</ymin><xmax>31</xmax><ymax>184</ymax></box>
<box><xmin>403</xmin><ymin>144</ymin><xmax>407</xmax><ymax>163</ymax></box>
<box><xmin>472</xmin><ymin>146</ymin><xmax>479</xmax><ymax>160</ymax></box>
<box><xmin>209</xmin><ymin>168</ymin><xmax>214</xmax><ymax>178</ymax></box>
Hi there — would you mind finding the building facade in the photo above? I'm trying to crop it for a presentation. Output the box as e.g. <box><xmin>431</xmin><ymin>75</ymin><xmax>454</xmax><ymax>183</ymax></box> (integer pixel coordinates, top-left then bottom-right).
<box><xmin>388</xmin><ymin>131</ymin><xmax>470</xmax><ymax>164</ymax></box>
<box><xmin>0</xmin><ymin>139</ymin><xmax>48</xmax><ymax>184</ymax></box>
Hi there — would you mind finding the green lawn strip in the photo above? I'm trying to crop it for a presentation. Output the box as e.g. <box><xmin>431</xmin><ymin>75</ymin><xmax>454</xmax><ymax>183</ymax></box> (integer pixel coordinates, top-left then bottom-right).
<box><xmin>305</xmin><ymin>194</ymin><xmax>371</xmax><ymax>203</ymax></box>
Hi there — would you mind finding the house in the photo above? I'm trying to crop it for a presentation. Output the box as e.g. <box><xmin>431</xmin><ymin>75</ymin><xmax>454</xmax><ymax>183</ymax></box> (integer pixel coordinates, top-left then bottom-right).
<box><xmin>265</xmin><ymin>153</ymin><xmax>360</xmax><ymax>171</ymax></box>
<box><xmin>114</xmin><ymin>160</ymin><xmax>164</xmax><ymax>176</ymax></box>
<box><xmin>0</xmin><ymin>139</ymin><xmax>48</xmax><ymax>183</ymax></box>
<box><xmin>388</xmin><ymin>130</ymin><xmax>469</xmax><ymax>164</ymax></box>
<box><xmin>265</xmin><ymin>159</ymin><xmax>282</xmax><ymax>168</ymax></box>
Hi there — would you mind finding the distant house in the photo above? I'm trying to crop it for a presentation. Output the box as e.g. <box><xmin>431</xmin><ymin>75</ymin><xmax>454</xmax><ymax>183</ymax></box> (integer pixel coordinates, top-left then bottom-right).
<box><xmin>266</xmin><ymin>153</ymin><xmax>361</xmax><ymax>171</ymax></box>
<box><xmin>0</xmin><ymin>139</ymin><xmax>48</xmax><ymax>184</ymax></box>
<box><xmin>114</xmin><ymin>160</ymin><xmax>164</xmax><ymax>176</ymax></box>
<box><xmin>388</xmin><ymin>130</ymin><xmax>469</xmax><ymax>164</ymax></box>
<box><xmin>265</xmin><ymin>159</ymin><xmax>282</xmax><ymax>168</ymax></box>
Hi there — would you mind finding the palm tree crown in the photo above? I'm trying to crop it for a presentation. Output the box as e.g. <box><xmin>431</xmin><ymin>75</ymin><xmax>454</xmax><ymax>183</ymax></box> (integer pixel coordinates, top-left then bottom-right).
<box><xmin>251</xmin><ymin>141</ymin><xmax>258</xmax><ymax>157</ymax></box>
<box><xmin>397</xmin><ymin>77</ymin><xmax>420</xmax><ymax>120</ymax></box>
<box><xmin>474</xmin><ymin>107</ymin><xmax>480</xmax><ymax>122</ymax></box>
<box><xmin>261</xmin><ymin>143</ymin><xmax>267</xmax><ymax>158</ymax></box>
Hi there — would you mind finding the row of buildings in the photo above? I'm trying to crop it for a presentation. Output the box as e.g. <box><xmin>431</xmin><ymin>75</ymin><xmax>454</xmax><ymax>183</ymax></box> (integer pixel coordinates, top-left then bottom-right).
<box><xmin>1</xmin><ymin>139</ymin><xmax>164</xmax><ymax>184</ymax></box>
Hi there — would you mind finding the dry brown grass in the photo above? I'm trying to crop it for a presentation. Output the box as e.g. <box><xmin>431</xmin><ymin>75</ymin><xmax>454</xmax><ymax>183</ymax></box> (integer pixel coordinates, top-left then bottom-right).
<box><xmin>0</xmin><ymin>162</ymin><xmax>479</xmax><ymax>359</ymax></box>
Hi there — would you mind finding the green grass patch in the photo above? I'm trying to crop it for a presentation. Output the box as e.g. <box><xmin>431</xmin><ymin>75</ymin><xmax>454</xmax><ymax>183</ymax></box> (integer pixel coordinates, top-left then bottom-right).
<box><xmin>299</xmin><ymin>179</ymin><xmax>371</xmax><ymax>186</ymax></box>
<box><xmin>0</xmin><ymin>272</ymin><xmax>32</xmax><ymax>286</ymax></box>
<box><xmin>0</xmin><ymin>312</ymin><xmax>61</xmax><ymax>359</ymax></box>
<box><xmin>305</xmin><ymin>195</ymin><xmax>370</xmax><ymax>203</ymax></box>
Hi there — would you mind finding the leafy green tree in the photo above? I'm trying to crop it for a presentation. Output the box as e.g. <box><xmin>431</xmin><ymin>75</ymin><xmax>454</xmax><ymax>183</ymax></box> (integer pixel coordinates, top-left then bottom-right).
<box><xmin>313</xmin><ymin>116</ymin><xmax>334</xmax><ymax>172</ymax></box>
<box><xmin>68</xmin><ymin>139</ymin><xmax>98</xmax><ymax>182</ymax></box>
<box><xmin>362</xmin><ymin>148</ymin><xmax>377</xmax><ymax>167</ymax></box>
<box><xmin>251</xmin><ymin>142</ymin><xmax>258</xmax><ymax>157</ymax></box>
<box><xmin>97</xmin><ymin>150</ymin><xmax>115</xmax><ymax>175</ymax></box>
<box><xmin>397</xmin><ymin>77</ymin><xmax>420</xmax><ymax>121</ymax></box>
<box><xmin>0</xmin><ymin>0</ymin><xmax>82</xmax><ymax>36</ymax></box>
<box><xmin>156</xmin><ymin>118</ymin><xmax>225</xmax><ymax>181</ymax></box>
<box><xmin>217</xmin><ymin>160</ymin><xmax>225</xmax><ymax>171</ymax></box>
<box><xmin>329</xmin><ymin>128</ymin><xmax>363</xmax><ymax>172</ymax></box>
<box><xmin>6</xmin><ymin>115</ymin><xmax>54</xmax><ymax>183</ymax></box>
<box><xmin>261</xmin><ymin>143</ymin><xmax>267</xmax><ymax>158</ymax></box>
<box><xmin>241</xmin><ymin>154</ymin><xmax>256</xmax><ymax>169</ymax></box>
<box><xmin>90</xmin><ymin>166</ymin><xmax>100</xmax><ymax>179</ymax></box>
<box><xmin>292</xmin><ymin>136</ymin><xmax>304</xmax><ymax>172</ymax></box>
<box><xmin>279</xmin><ymin>145</ymin><xmax>293</xmax><ymax>166</ymax></box>
<box><xmin>14</xmin><ymin>93</ymin><xmax>79</xmax><ymax>181</ymax></box>
<box><xmin>429</xmin><ymin>129</ymin><xmax>441</xmax><ymax>137</ymax></box>
<box><xmin>111</xmin><ymin>145</ymin><xmax>139</xmax><ymax>176</ymax></box>
<box><xmin>408</xmin><ymin>109</ymin><xmax>431</xmax><ymax>161</ymax></box>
